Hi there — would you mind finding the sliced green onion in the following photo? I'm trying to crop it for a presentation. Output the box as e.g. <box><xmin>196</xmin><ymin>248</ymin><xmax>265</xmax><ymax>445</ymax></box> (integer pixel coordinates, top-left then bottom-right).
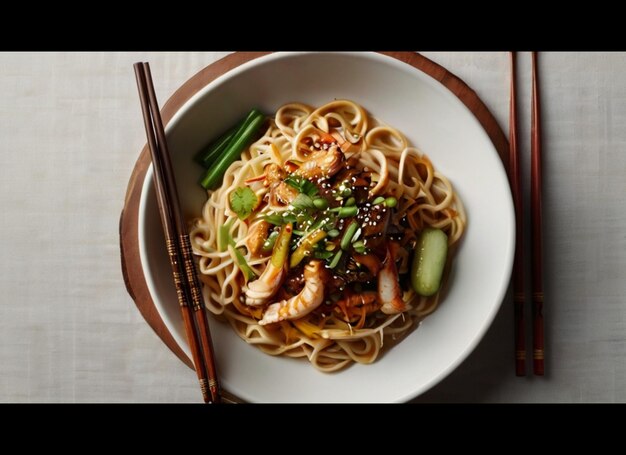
<box><xmin>261</xmin><ymin>231</ymin><xmax>279</xmax><ymax>253</ymax></box>
<box><xmin>199</xmin><ymin>109</ymin><xmax>265</xmax><ymax>190</ymax></box>
<box><xmin>385</xmin><ymin>196</ymin><xmax>398</xmax><ymax>208</ymax></box>
<box><xmin>352</xmin><ymin>240</ymin><xmax>367</xmax><ymax>254</ymax></box>
<box><xmin>218</xmin><ymin>219</ymin><xmax>235</xmax><ymax>252</ymax></box>
<box><xmin>372</xmin><ymin>196</ymin><xmax>385</xmax><ymax>205</ymax></box>
<box><xmin>194</xmin><ymin>126</ymin><xmax>237</xmax><ymax>168</ymax></box>
<box><xmin>289</xmin><ymin>229</ymin><xmax>327</xmax><ymax>268</ymax></box>
<box><xmin>341</xmin><ymin>221</ymin><xmax>359</xmax><ymax>251</ymax></box>
<box><xmin>292</xmin><ymin>229</ymin><xmax>306</xmax><ymax>237</ymax></box>
<box><xmin>337</xmin><ymin>206</ymin><xmax>358</xmax><ymax>218</ymax></box>
<box><xmin>328</xmin><ymin>250</ymin><xmax>343</xmax><ymax>269</ymax></box>
<box><xmin>313</xmin><ymin>197</ymin><xmax>329</xmax><ymax>210</ymax></box>
<box><xmin>307</xmin><ymin>215</ymin><xmax>327</xmax><ymax>232</ymax></box>
<box><xmin>351</xmin><ymin>227</ymin><xmax>362</xmax><ymax>243</ymax></box>
<box><xmin>291</xmin><ymin>193</ymin><xmax>315</xmax><ymax>210</ymax></box>
<box><xmin>327</xmin><ymin>229</ymin><xmax>340</xmax><ymax>238</ymax></box>
<box><xmin>340</xmin><ymin>187</ymin><xmax>352</xmax><ymax>197</ymax></box>
<box><xmin>344</xmin><ymin>197</ymin><xmax>356</xmax><ymax>207</ymax></box>
<box><xmin>271</xmin><ymin>223</ymin><xmax>293</xmax><ymax>268</ymax></box>
<box><xmin>313</xmin><ymin>251</ymin><xmax>334</xmax><ymax>260</ymax></box>
<box><xmin>263</xmin><ymin>214</ymin><xmax>285</xmax><ymax>225</ymax></box>
<box><xmin>230</xmin><ymin>245</ymin><xmax>257</xmax><ymax>281</ymax></box>
<box><xmin>282</xmin><ymin>212</ymin><xmax>299</xmax><ymax>224</ymax></box>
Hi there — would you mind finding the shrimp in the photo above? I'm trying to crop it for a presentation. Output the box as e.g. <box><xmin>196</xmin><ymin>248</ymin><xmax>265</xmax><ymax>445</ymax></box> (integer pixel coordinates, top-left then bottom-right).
<box><xmin>258</xmin><ymin>260</ymin><xmax>326</xmax><ymax>325</ymax></box>
<box><xmin>265</xmin><ymin>163</ymin><xmax>298</xmax><ymax>206</ymax></box>
<box><xmin>379</xmin><ymin>242</ymin><xmax>409</xmax><ymax>314</ymax></box>
<box><xmin>245</xmin><ymin>224</ymin><xmax>292</xmax><ymax>306</ymax></box>
<box><xmin>263</xmin><ymin>163</ymin><xmax>286</xmax><ymax>186</ymax></box>
<box><xmin>246</xmin><ymin>220</ymin><xmax>271</xmax><ymax>257</ymax></box>
<box><xmin>269</xmin><ymin>181</ymin><xmax>298</xmax><ymax>205</ymax></box>
<box><xmin>244</xmin><ymin>260</ymin><xmax>286</xmax><ymax>307</ymax></box>
<box><xmin>294</xmin><ymin>145</ymin><xmax>344</xmax><ymax>180</ymax></box>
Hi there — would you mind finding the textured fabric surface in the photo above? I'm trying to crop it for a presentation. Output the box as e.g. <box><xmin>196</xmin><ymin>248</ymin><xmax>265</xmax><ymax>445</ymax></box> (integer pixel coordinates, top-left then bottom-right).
<box><xmin>0</xmin><ymin>52</ymin><xmax>624</xmax><ymax>402</ymax></box>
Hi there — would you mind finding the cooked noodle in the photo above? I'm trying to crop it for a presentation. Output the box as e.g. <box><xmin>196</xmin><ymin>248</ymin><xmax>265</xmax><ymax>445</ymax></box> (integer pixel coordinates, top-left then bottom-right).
<box><xmin>190</xmin><ymin>100</ymin><xmax>466</xmax><ymax>372</ymax></box>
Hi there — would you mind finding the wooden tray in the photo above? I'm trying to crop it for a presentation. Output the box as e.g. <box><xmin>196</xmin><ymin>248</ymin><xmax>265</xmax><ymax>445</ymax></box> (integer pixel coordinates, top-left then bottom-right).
<box><xmin>120</xmin><ymin>51</ymin><xmax>510</xmax><ymax>374</ymax></box>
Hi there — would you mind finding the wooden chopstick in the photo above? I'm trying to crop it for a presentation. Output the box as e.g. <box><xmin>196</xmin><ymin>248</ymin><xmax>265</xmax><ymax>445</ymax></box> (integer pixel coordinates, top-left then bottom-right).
<box><xmin>509</xmin><ymin>52</ymin><xmax>526</xmax><ymax>376</ymax></box>
<box><xmin>530</xmin><ymin>52</ymin><xmax>545</xmax><ymax>376</ymax></box>
<box><xmin>134</xmin><ymin>62</ymin><xmax>221</xmax><ymax>402</ymax></box>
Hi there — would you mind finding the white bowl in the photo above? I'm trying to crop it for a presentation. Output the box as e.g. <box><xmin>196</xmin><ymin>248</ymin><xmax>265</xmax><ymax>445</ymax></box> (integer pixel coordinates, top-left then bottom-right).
<box><xmin>138</xmin><ymin>52</ymin><xmax>515</xmax><ymax>402</ymax></box>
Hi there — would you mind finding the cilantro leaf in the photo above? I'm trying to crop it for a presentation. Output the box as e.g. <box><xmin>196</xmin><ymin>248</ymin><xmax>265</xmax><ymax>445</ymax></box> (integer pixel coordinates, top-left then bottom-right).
<box><xmin>284</xmin><ymin>175</ymin><xmax>318</xmax><ymax>197</ymax></box>
<box><xmin>229</xmin><ymin>187</ymin><xmax>258</xmax><ymax>220</ymax></box>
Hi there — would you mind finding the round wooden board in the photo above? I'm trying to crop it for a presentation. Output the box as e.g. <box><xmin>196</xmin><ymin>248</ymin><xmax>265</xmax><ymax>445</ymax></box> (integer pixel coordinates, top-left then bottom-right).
<box><xmin>120</xmin><ymin>52</ymin><xmax>510</xmax><ymax>379</ymax></box>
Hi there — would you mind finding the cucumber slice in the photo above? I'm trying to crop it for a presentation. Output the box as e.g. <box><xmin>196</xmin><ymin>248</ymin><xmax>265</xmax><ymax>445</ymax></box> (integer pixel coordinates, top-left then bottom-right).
<box><xmin>411</xmin><ymin>228</ymin><xmax>448</xmax><ymax>297</ymax></box>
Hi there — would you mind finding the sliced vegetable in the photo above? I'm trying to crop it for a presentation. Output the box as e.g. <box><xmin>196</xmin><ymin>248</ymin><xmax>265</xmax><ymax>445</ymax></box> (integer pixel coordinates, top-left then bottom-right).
<box><xmin>327</xmin><ymin>229</ymin><xmax>340</xmax><ymax>238</ymax></box>
<box><xmin>271</xmin><ymin>223</ymin><xmax>293</xmax><ymax>268</ymax></box>
<box><xmin>263</xmin><ymin>213</ymin><xmax>286</xmax><ymax>225</ymax></box>
<box><xmin>340</xmin><ymin>221</ymin><xmax>359</xmax><ymax>251</ymax></box>
<box><xmin>292</xmin><ymin>319</ymin><xmax>321</xmax><ymax>338</ymax></box>
<box><xmin>194</xmin><ymin>126</ymin><xmax>237</xmax><ymax>168</ymax></box>
<box><xmin>229</xmin><ymin>186</ymin><xmax>259</xmax><ymax>220</ymax></box>
<box><xmin>352</xmin><ymin>240</ymin><xmax>367</xmax><ymax>254</ymax></box>
<box><xmin>291</xmin><ymin>193</ymin><xmax>315</xmax><ymax>210</ymax></box>
<box><xmin>372</xmin><ymin>196</ymin><xmax>385</xmax><ymax>205</ymax></box>
<box><xmin>313</xmin><ymin>250</ymin><xmax>334</xmax><ymax>260</ymax></box>
<box><xmin>261</xmin><ymin>230</ymin><xmax>279</xmax><ymax>253</ymax></box>
<box><xmin>330</xmin><ymin>206</ymin><xmax>358</xmax><ymax>218</ymax></box>
<box><xmin>218</xmin><ymin>217</ymin><xmax>256</xmax><ymax>280</ymax></box>
<box><xmin>385</xmin><ymin>196</ymin><xmax>398</xmax><ymax>208</ymax></box>
<box><xmin>218</xmin><ymin>218</ymin><xmax>235</xmax><ymax>252</ymax></box>
<box><xmin>313</xmin><ymin>197</ymin><xmax>329</xmax><ymax>210</ymax></box>
<box><xmin>199</xmin><ymin>109</ymin><xmax>266</xmax><ymax>190</ymax></box>
<box><xmin>411</xmin><ymin>228</ymin><xmax>448</xmax><ymax>296</ymax></box>
<box><xmin>340</xmin><ymin>187</ymin><xmax>352</xmax><ymax>197</ymax></box>
<box><xmin>290</xmin><ymin>229</ymin><xmax>327</xmax><ymax>268</ymax></box>
<box><xmin>328</xmin><ymin>250</ymin><xmax>343</xmax><ymax>269</ymax></box>
<box><xmin>344</xmin><ymin>197</ymin><xmax>356</xmax><ymax>207</ymax></box>
<box><xmin>229</xmin><ymin>245</ymin><xmax>257</xmax><ymax>281</ymax></box>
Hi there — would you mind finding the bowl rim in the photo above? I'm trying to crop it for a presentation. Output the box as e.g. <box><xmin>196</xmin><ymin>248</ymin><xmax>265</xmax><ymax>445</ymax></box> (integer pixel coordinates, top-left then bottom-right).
<box><xmin>121</xmin><ymin>51</ymin><xmax>513</xmax><ymax>402</ymax></box>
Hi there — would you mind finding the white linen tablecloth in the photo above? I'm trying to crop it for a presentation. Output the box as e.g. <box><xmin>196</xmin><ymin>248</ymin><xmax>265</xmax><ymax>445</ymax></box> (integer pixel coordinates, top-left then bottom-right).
<box><xmin>0</xmin><ymin>52</ymin><xmax>624</xmax><ymax>402</ymax></box>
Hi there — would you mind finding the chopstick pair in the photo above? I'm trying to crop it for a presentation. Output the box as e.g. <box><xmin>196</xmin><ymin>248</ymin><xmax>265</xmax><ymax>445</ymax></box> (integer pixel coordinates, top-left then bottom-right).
<box><xmin>509</xmin><ymin>52</ymin><xmax>545</xmax><ymax>376</ymax></box>
<box><xmin>134</xmin><ymin>62</ymin><xmax>221</xmax><ymax>403</ymax></box>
